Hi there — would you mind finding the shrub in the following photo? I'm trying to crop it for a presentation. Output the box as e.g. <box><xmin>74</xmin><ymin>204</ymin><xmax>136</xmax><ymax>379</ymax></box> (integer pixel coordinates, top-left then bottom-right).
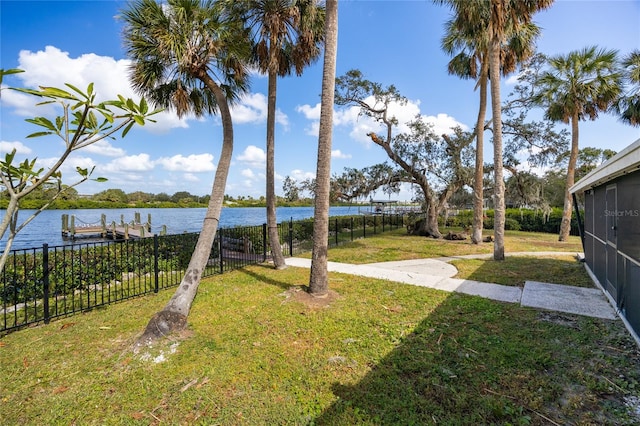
<box><xmin>504</xmin><ymin>218</ymin><xmax>521</xmax><ymax>231</ymax></box>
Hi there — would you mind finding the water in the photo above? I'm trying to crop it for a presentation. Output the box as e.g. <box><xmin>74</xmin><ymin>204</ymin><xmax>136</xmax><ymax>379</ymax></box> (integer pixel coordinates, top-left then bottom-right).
<box><xmin>0</xmin><ymin>205</ymin><xmax>367</xmax><ymax>251</ymax></box>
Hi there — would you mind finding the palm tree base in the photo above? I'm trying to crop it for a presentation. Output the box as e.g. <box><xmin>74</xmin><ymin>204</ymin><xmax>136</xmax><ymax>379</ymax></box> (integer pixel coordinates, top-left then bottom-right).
<box><xmin>135</xmin><ymin>310</ymin><xmax>187</xmax><ymax>349</ymax></box>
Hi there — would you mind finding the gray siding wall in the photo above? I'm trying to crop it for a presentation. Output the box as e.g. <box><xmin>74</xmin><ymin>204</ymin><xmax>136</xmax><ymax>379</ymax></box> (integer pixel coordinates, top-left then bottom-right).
<box><xmin>583</xmin><ymin>172</ymin><xmax>640</xmax><ymax>335</ymax></box>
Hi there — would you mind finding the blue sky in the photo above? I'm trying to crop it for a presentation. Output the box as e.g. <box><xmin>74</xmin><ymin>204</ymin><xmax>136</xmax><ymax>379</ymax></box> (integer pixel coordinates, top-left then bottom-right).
<box><xmin>1</xmin><ymin>0</ymin><xmax>639</xmax><ymax>201</ymax></box>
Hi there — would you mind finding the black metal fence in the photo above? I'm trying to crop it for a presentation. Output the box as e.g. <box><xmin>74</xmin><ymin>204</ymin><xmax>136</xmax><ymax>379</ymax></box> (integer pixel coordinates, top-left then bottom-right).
<box><xmin>1</xmin><ymin>213</ymin><xmax>404</xmax><ymax>334</ymax></box>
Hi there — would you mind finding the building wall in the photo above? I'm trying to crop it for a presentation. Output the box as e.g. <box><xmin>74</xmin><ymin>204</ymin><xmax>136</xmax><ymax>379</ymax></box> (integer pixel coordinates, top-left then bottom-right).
<box><xmin>583</xmin><ymin>172</ymin><xmax>640</xmax><ymax>335</ymax></box>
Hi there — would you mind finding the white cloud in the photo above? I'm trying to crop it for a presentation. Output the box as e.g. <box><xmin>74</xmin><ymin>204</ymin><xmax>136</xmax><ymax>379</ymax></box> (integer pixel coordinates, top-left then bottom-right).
<box><xmin>233</xmin><ymin>93</ymin><xmax>268</xmax><ymax>123</ymax></box>
<box><xmin>0</xmin><ymin>87</ymin><xmax>56</xmax><ymax>118</ymax></box>
<box><xmin>296</xmin><ymin>103</ymin><xmax>323</xmax><ymax>136</ymax></box>
<box><xmin>156</xmin><ymin>153</ymin><xmax>215</xmax><ymax>172</ymax></box>
<box><xmin>237</xmin><ymin>145</ymin><xmax>266</xmax><ymax>167</ymax></box>
<box><xmin>424</xmin><ymin>113</ymin><xmax>468</xmax><ymax>135</ymax></box>
<box><xmin>322</xmin><ymin>96</ymin><xmax>468</xmax><ymax>147</ymax></box>
<box><xmin>0</xmin><ymin>141</ymin><xmax>32</xmax><ymax>154</ymax></box>
<box><xmin>103</xmin><ymin>153</ymin><xmax>154</xmax><ymax>173</ymax></box>
<box><xmin>233</xmin><ymin>92</ymin><xmax>289</xmax><ymax>129</ymax></box>
<box><xmin>290</xmin><ymin>169</ymin><xmax>315</xmax><ymax>181</ymax></box>
<box><xmin>331</xmin><ymin>149</ymin><xmax>352</xmax><ymax>159</ymax></box>
<box><xmin>296</xmin><ymin>103</ymin><xmax>321</xmax><ymax>120</ymax></box>
<box><xmin>33</xmin><ymin>155</ymin><xmax>101</xmax><ymax>183</ymax></box>
<box><xmin>241</xmin><ymin>168</ymin><xmax>256</xmax><ymax>179</ymax></box>
<box><xmin>9</xmin><ymin>46</ymin><xmax>192</xmax><ymax>133</ymax></box>
<box><xmin>334</xmin><ymin>106</ymin><xmax>361</xmax><ymax>126</ymax></box>
<box><xmin>82</xmin><ymin>140</ymin><xmax>125</xmax><ymax>157</ymax></box>
<box><xmin>183</xmin><ymin>173</ymin><xmax>199</xmax><ymax>182</ymax></box>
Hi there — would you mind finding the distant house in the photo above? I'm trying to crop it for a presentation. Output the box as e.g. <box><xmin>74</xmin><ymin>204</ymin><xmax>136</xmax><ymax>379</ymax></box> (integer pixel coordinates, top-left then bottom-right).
<box><xmin>570</xmin><ymin>138</ymin><xmax>640</xmax><ymax>341</ymax></box>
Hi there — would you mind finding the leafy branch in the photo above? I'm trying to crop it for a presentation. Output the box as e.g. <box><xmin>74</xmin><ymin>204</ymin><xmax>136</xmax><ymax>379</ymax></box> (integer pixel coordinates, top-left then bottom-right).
<box><xmin>0</xmin><ymin>69</ymin><xmax>162</xmax><ymax>272</ymax></box>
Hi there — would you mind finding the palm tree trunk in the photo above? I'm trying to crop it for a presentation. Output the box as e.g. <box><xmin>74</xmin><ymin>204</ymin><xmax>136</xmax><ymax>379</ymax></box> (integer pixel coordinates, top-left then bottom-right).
<box><xmin>490</xmin><ymin>29</ymin><xmax>506</xmax><ymax>261</ymax></box>
<box><xmin>135</xmin><ymin>79</ymin><xmax>233</xmax><ymax>348</ymax></box>
<box><xmin>308</xmin><ymin>0</ymin><xmax>337</xmax><ymax>297</ymax></box>
<box><xmin>266</xmin><ymin>70</ymin><xmax>286</xmax><ymax>269</ymax></box>
<box><xmin>559</xmin><ymin>114</ymin><xmax>579</xmax><ymax>241</ymax></box>
<box><xmin>471</xmin><ymin>62</ymin><xmax>488</xmax><ymax>244</ymax></box>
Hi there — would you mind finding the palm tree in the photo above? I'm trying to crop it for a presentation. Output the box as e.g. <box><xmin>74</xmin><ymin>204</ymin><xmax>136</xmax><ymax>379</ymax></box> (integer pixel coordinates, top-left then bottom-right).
<box><xmin>618</xmin><ymin>49</ymin><xmax>640</xmax><ymax>126</ymax></box>
<box><xmin>436</xmin><ymin>0</ymin><xmax>552</xmax><ymax>259</ymax></box>
<box><xmin>308</xmin><ymin>0</ymin><xmax>337</xmax><ymax>297</ymax></box>
<box><xmin>534</xmin><ymin>46</ymin><xmax>622</xmax><ymax>241</ymax></box>
<box><xmin>231</xmin><ymin>0</ymin><xmax>325</xmax><ymax>269</ymax></box>
<box><xmin>487</xmin><ymin>0</ymin><xmax>553</xmax><ymax>260</ymax></box>
<box><xmin>439</xmin><ymin>1</ymin><xmax>540</xmax><ymax>245</ymax></box>
<box><xmin>121</xmin><ymin>0</ymin><xmax>252</xmax><ymax>345</ymax></box>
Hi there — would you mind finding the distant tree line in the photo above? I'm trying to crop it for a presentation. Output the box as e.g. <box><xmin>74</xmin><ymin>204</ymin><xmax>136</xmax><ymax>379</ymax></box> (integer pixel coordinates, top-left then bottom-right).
<box><xmin>0</xmin><ymin>185</ymin><xmax>331</xmax><ymax>209</ymax></box>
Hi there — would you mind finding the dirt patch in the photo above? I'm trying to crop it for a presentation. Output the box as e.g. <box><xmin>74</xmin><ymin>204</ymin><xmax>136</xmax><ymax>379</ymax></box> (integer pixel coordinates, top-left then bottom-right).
<box><xmin>280</xmin><ymin>286</ymin><xmax>340</xmax><ymax>309</ymax></box>
<box><xmin>536</xmin><ymin>311</ymin><xmax>580</xmax><ymax>329</ymax></box>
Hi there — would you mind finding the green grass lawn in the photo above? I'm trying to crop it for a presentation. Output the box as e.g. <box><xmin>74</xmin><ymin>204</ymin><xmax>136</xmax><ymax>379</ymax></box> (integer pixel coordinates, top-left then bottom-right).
<box><xmin>2</xmin><ymin>230</ymin><xmax>639</xmax><ymax>425</ymax></box>
<box><xmin>451</xmin><ymin>255</ymin><xmax>594</xmax><ymax>287</ymax></box>
<box><xmin>318</xmin><ymin>228</ymin><xmax>583</xmax><ymax>264</ymax></box>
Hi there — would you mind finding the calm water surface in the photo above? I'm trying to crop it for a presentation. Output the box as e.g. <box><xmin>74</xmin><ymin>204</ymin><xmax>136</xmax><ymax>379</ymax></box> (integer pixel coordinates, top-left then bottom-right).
<box><xmin>0</xmin><ymin>206</ymin><xmax>366</xmax><ymax>251</ymax></box>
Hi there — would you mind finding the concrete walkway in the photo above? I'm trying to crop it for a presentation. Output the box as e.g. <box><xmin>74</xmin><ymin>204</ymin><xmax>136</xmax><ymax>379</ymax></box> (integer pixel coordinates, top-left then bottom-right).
<box><xmin>285</xmin><ymin>254</ymin><xmax>618</xmax><ymax>320</ymax></box>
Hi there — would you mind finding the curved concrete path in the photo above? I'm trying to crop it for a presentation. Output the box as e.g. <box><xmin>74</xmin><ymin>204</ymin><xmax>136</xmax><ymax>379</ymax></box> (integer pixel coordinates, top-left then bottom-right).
<box><xmin>286</xmin><ymin>253</ymin><xmax>617</xmax><ymax>320</ymax></box>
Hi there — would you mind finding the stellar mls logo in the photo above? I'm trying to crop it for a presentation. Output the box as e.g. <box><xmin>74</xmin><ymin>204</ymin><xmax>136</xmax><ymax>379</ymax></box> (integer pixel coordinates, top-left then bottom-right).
<box><xmin>604</xmin><ymin>209</ymin><xmax>640</xmax><ymax>217</ymax></box>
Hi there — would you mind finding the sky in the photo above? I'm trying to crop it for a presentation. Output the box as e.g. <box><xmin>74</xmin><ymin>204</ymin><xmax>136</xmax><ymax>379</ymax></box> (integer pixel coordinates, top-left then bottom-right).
<box><xmin>1</xmin><ymin>0</ymin><xmax>639</xmax><ymax>201</ymax></box>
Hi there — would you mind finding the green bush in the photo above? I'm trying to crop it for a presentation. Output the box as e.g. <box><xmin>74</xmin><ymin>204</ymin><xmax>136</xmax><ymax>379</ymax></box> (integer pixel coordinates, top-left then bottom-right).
<box><xmin>479</xmin><ymin>208</ymin><xmax>579</xmax><ymax>235</ymax></box>
<box><xmin>504</xmin><ymin>218</ymin><xmax>521</xmax><ymax>231</ymax></box>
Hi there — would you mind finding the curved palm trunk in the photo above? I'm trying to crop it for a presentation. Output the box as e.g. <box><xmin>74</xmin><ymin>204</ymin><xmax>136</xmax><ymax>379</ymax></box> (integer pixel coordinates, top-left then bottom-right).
<box><xmin>559</xmin><ymin>114</ymin><xmax>580</xmax><ymax>241</ymax></box>
<box><xmin>136</xmin><ymin>78</ymin><xmax>233</xmax><ymax>347</ymax></box>
<box><xmin>266</xmin><ymin>70</ymin><xmax>286</xmax><ymax>269</ymax></box>
<box><xmin>490</xmin><ymin>33</ymin><xmax>506</xmax><ymax>261</ymax></box>
<box><xmin>471</xmin><ymin>61</ymin><xmax>488</xmax><ymax>244</ymax></box>
<box><xmin>308</xmin><ymin>0</ymin><xmax>337</xmax><ymax>297</ymax></box>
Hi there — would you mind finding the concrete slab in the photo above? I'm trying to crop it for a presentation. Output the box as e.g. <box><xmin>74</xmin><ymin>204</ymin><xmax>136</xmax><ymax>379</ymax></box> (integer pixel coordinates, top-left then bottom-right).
<box><xmin>437</xmin><ymin>278</ymin><xmax>523</xmax><ymax>303</ymax></box>
<box><xmin>367</xmin><ymin>259</ymin><xmax>458</xmax><ymax>277</ymax></box>
<box><xmin>522</xmin><ymin>281</ymin><xmax>617</xmax><ymax>319</ymax></box>
<box><xmin>324</xmin><ymin>261</ymin><xmax>449</xmax><ymax>288</ymax></box>
<box><xmin>285</xmin><ymin>257</ymin><xmax>618</xmax><ymax>320</ymax></box>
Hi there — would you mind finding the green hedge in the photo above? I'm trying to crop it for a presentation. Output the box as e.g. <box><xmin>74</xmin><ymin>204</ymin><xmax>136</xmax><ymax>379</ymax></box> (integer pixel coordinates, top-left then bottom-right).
<box><xmin>442</xmin><ymin>208</ymin><xmax>580</xmax><ymax>235</ymax></box>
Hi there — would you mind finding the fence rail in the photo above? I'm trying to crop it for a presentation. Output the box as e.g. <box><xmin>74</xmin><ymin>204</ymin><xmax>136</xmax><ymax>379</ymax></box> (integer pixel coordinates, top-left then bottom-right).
<box><xmin>1</xmin><ymin>213</ymin><xmax>405</xmax><ymax>334</ymax></box>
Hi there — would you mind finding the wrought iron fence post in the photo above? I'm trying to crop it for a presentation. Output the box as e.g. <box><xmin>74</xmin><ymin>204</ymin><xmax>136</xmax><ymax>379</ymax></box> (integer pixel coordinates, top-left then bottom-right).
<box><xmin>153</xmin><ymin>235</ymin><xmax>159</xmax><ymax>293</ymax></box>
<box><xmin>43</xmin><ymin>244</ymin><xmax>50</xmax><ymax>324</ymax></box>
<box><xmin>289</xmin><ymin>218</ymin><xmax>293</xmax><ymax>256</ymax></box>
<box><xmin>262</xmin><ymin>224</ymin><xmax>267</xmax><ymax>262</ymax></box>
<box><xmin>363</xmin><ymin>216</ymin><xmax>366</xmax><ymax>238</ymax></box>
<box><xmin>219</xmin><ymin>230</ymin><xmax>224</xmax><ymax>274</ymax></box>
<box><xmin>350</xmin><ymin>217</ymin><xmax>354</xmax><ymax>241</ymax></box>
<box><xmin>335</xmin><ymin>218</ymin><xmax>339</xmax><ymax>246</ymax></box>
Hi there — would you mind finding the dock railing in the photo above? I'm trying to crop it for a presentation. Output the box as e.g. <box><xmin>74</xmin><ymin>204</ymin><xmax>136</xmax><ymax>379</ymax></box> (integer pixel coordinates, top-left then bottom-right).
<box><xmin>1</xmin><ymin>213</ymin><xmax>404</xmax><ymax>334</ymax></box>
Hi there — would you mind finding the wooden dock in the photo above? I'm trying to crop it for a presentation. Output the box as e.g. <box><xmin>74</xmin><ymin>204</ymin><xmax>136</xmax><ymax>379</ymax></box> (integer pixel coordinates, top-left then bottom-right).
<box><xmin>61</xmin><ymin>213</ymin><xmax>166</xmax><ymax>240</ymax></box>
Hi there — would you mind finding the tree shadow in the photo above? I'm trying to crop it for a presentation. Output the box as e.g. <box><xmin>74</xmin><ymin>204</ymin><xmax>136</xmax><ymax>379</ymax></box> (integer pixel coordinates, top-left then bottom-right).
<box><xmin>234</xmin><ymin>264</ymin><xmax>297</xmax><ymax>291</ymax></box>
<box><xmin>312</xmin><ymin>291</ymin><xmax>630</xmax><ymax>425</ymax></box>
<box><xmin>452</xmin><ymin>255</ymin><xmax>592</xmax><ymax>288</ymax></box>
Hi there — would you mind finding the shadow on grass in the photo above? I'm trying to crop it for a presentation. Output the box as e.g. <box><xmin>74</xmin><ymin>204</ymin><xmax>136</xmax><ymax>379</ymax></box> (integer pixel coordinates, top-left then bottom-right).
<box><xmin>452</xmin><ymin>256</ymin><xmax>593</xmax><ymax>288</ymax></box>
<box><xmin>235</xmin><ymin>263</ymin><xmax>299</xmax><ymax>291</ymax></box>
<box><xmin>313</xmin><ymin>292</ymin><xmax>636</xmax><ymax>425</ymax></box>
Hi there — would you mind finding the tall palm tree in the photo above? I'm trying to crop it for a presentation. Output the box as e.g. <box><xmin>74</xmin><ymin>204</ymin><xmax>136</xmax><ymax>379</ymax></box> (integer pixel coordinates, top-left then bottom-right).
<box><xmin>308</xmin><ymin>0</ymin><xmax>337</xmax><ymax>297</ymax></box>
<box><xmin>439</xmin><ymin>1</ymin><xmax>540</xmax><ymax>245</ymax></box>
<box><xmin>437</xmin><ymin>0</ymin><xmax>551</xmax><ymax>258</ymax></box>
<box><xmin>534</xmin><ymin>46</ymin><xmax>622</xmax><ymax>241</ymax></box>
<box><xmin>618</xmin><ymin>49</ymin><xmax>640</xmax><ymax>126</ymax></box>
<box><xmin>487</xmin><ymin>0</ymin><xmax>553</xmax><ymax>260</ymax></box>
<box><xmin>232</xmin><ymin>0</ymin><xmax>325</xmax><ymax>269</ymax></box>
<box><xmin>121</xmin><ymin>0</ymin><xmax>252</xmax><ymax>345</ymax></box>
